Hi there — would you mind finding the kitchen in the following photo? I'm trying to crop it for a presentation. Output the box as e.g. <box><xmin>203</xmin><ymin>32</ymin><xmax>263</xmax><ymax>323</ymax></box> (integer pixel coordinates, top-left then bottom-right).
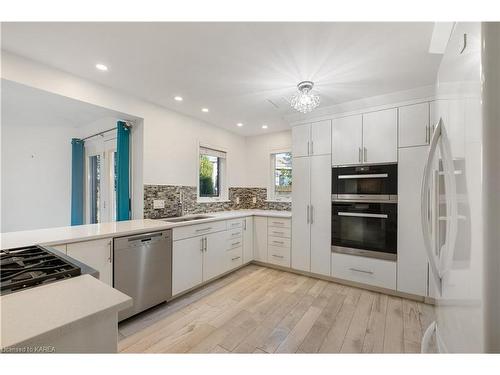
<box><xmin>1</xmin><ymin>4</ymin><xmax>500</xmax><ymax>374</ymax></box>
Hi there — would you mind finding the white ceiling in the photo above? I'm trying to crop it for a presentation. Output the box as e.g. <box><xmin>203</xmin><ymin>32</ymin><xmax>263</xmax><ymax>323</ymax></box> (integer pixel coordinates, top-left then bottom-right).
<box><xmin>1</xmin><ymin>22</ymin><xmax>442</xmax><ymax>135</ymax></box>
<box><xmin>1</xmin><ymin>79</ymin><xmax>130</xmax><ymax>128</ymax></box>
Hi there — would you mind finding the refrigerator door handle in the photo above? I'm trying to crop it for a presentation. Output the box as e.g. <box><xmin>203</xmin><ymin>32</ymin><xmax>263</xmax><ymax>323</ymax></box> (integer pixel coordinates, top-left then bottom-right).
<box><xmin>421</xmin><ymin>119</ymin><xmax>443</xmax><ymax>289</ymax></box>
<box><xmin>421</xmin><ymin>321</ymin><xmax>437</xmax><ymax>353</ymax></box>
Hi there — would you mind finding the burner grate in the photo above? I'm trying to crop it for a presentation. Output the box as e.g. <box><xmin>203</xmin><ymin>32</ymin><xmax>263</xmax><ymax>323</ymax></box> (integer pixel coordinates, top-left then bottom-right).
<box><xmin>0</xmin><ymin>246</ymin><xmax>81</xmax><ymax>295</ymax></box>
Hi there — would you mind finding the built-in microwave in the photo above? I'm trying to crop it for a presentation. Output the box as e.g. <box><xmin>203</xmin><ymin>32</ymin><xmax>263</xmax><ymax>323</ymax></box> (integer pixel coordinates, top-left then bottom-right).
<box><xmin>332</xmin><ymin>163</ymin><xmax>397</xmax><ymax>202</ymax></box>
<box><xmin>331</xmin><ymin>201</ymin><xmax>397</xmax><ymax>261</ymax></box>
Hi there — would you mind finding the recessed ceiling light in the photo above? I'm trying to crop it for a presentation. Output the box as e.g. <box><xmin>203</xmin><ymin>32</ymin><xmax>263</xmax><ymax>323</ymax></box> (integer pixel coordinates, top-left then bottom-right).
<box><xmin>174</xmin><ymin>96</ymin><xmax>183</xmax><ymax>102</ymax></box>
<box><xmin>95</xmin><ymin>63</ymin><xmax>108</xmax><ymax>71</ymax></box>
<box><xmin>201</xmin><ymin>108</ymin><xmax>209</xmax><ymax>113</ymax></box>
<box><xmin>237</xmin><ymin>123</ymin><xmax>243</xmax><ymax>127</ymax></box>
<box><xmin>262</xmin><ymin>124</ymin><xmax>268</xmax><ymax>129</ymax></box>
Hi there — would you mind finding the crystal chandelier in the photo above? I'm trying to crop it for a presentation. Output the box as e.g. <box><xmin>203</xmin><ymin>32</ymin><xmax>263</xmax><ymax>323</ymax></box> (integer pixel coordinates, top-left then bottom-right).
<box><xmin>290</xmin><ymin>81</ymin><xmax>320</xmax><ymax>114</ymax></box>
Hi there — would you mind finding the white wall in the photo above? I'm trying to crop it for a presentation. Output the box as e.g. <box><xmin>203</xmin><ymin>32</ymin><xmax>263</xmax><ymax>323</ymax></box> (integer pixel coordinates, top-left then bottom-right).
<box><xmin>245</xmin><ymin>130</ymin><xmax>292</xmax><ymax>188</ymax></box>
<box><xmin>1</xmin><ymin>121</ymin><xmax>75</xmax><ymax>232</ymax></box>
<box><xmin>1</xmin><ymin>52</ymin><xmax>248</xmax><ymax>188</ymax></box>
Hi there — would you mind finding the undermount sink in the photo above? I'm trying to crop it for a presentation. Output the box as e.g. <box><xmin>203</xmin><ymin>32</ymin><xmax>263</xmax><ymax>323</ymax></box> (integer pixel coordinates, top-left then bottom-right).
<box><xmin>162</xmin><ymin>215</ymin><xmax>214</xmax><ymax>223</ymax></box>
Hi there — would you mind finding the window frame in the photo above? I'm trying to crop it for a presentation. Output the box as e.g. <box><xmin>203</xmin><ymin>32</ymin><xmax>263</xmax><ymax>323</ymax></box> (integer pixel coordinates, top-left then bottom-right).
<box><xmin>197</xmin><ymin>143</ymin><xmax>228</xmax><ymax>203</ymax></box>
<box><xmin>268</xmin><ymin>149</ymin><xmax>292</xmax><ymax>202</ymax></box>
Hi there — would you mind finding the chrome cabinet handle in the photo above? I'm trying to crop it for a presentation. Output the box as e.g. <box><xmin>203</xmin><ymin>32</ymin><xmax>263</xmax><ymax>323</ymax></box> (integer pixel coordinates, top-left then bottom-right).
<box><xmin>349</xmin><ymin>267</ymin><xmax>374</xmax><ymax>275</ymax></box>
<box><xmin>231</xmin><ymin>256</ymin><xmax>241</xmax><ymax>261</ymax></box>
<box><xmin>243</xmin><ymin>219</ymin><xmax>247</xmax><ymax>230</ymax></box>
<box><xmin>272</xmin><ymin>231</ymin><xmax>284</xmax><ymax>235</ymax></box>
<box><xmin>196</xmin><ymin>227</ymin><xmax>212</xmax><ymax>233</ymax></box>
<box><xmin>358</xmin><ymin>147</ymin><xmax>362</xmax><ymax>163</ymax></box>
<box><xmin>271</xmin><ymin>221</ymin><xmax>283</xmax><ymax>226</ymax></box>
<box><xmin>311</xmin><ymin>141</ymin><xmax>314</xmax><ymax>155</ymax></box>
<box><xmin>232</xmin><ymin>241</ymin><xmax>241</xmax><ymax>246</ymax></box>
<box><xmin>230</xmin><ymin>222</ymin><xmax>240</xmax><ymax>227</ymax></box>
<box><xmin>272</xmin><ymin>254</ymin><xmax>284</xmax><ymax>259</ymax></box>
<box><xmin>307</xmin><ymin>141</ymin><xmax>310</xmax><ymax>156</ymax></box>
<box><xmin>363</xmin><ymin>147</ymin><xmax>367</xmax><ymax>162</ymax></box>
<box><xmin>310</xmin><ymin>205</ymin><xmax>314</xmax><ymax>224</ymax></box>
<box><xmin>108</xmin><ymin>240</ymin><xmax>112</xmax><ymax>262</ymax></box>
<box><xmin>272</xmin><ymin>240</ymin><xmax>284</xmax><ymax>245</ymax></box>
<box><xmin>200</xmin><ymin>238</ymin><xmax>204</xmax><ymax>252</ymax></box>
<box><xmin>306</xmin><ymin>205</ymin><xmax>310</xmax><ymax>224</ymax></box>
<box><xmin>205</xmin><ymin>237</ymin><xmax>208</xmax><ymax>251</ymax></box>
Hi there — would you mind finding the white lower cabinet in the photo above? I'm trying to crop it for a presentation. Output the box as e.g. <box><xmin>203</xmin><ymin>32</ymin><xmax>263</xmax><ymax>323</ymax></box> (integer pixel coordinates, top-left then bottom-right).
<box><xmin>203</xmin><ymin>231</ymin><xmax>228</xmax><ymax>281</ymax></box>
<box><xmin>172</xmin><ymin>235</ymin><xmax>204</xmax><ymax>295</ymax></box>
<box><xmin>397</xmin><ymin>146</ymin><xmax>429</xmax><ymax>296</ymax></box>
<box><xmin>331</xmin><ymin>253</ymin><xmax>396</xmax><ymax>290</ymax></box>
<box><xmin>254</xmin><ymin>216</ymin><xmax>268</xmax><ymax>262</ymax></box>
<box><xmin>243</xmin><ymin>217</ymin><xmax>254</xmax><ymax>263</ymax></box>
<box><xmin>66</xmin><ymin>238</ymin><xmax>113</xmax><ymax>286</ymax></box>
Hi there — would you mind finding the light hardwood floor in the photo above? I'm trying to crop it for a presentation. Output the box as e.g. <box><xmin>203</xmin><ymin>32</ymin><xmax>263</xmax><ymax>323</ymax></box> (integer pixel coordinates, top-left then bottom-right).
<box><xmin>118</xmin><ymin>264</ymin><xmax>435</xmax><ymax>353</ymax></box>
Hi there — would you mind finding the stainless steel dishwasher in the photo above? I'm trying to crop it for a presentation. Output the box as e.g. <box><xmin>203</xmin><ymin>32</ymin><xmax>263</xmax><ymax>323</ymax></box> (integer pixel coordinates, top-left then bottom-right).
<box><xmin>114</xmin><ymin>230</ymin><xmax>172</xmax><ymax>321</ymax></box>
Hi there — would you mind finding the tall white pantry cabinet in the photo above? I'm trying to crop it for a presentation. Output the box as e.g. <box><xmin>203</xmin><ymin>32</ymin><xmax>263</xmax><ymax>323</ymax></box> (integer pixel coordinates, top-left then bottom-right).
<box><xmin>291</xmin><ymin>120</ymin><xmax>332</xmax><ymax>277</ymax></box>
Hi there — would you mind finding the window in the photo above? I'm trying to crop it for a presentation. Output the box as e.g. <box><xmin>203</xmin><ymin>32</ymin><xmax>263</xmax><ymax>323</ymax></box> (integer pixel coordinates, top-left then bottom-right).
<box><xmin>198</xmin><ymin>145</ymin><xmax>226</xmax><ymax>200</ymax></box>
<box><xmin>270</xmin><ymin>151</ymin><xmax>292</xmax><ymax>201</ymax></box>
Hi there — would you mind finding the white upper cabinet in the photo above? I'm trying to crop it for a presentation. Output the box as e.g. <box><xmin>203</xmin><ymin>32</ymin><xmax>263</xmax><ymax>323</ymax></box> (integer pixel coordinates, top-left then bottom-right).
<box><xmin>310</xmin><ymin>120</ymin><xmax>332</xmax><ymax>156</ymax></box>
<box><xmin>292</xmin><ymin>124</ymin><xmax>310</xmax><ymax>157</ymax></box>
<box><xmin>332</xmin><ymin>115</ymin><xmax>363</xmax><ymax>165</ymax></box>
<box><xmin>362</xmin><ymin>108</ymin><xmax>398</xmax><ymax>163</ymax></box>
<box><xmin>399</xmin><ymin>102</ymin><xmax>430</xmax><ymax>148</ymax></box>
<box><xmin>292</xmin><ymin>121</ymin><xmax>332</xmax><ymax>158</ymax></box>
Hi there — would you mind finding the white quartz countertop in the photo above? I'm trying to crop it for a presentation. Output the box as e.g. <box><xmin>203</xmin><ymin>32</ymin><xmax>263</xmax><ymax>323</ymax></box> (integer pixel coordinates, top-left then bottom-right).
<box><xmin>0</xmin><ymin>210</ymin><xmax>291</xmax><ymax>250</ymax></box>
<box><xmin>0</xmin><ymin>275</ymin><xmax>132</xmax><ymax>349</ymax></box>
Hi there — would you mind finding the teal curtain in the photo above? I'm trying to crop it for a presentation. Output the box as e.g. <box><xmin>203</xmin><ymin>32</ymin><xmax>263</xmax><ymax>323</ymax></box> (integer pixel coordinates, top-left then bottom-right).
<box><xmin>71</xmin><ymin>138</ymin><xmax>85</xmax><ymax>225</ymax></box>
<box><xmin>116</xmin><ymin>121</ymin><xmax>131</xmax><ymax>221</ymax></box>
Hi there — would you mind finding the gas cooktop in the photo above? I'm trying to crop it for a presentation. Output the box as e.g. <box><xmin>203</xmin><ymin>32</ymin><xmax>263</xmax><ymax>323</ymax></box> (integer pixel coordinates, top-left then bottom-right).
<box><xmin>0</xmin><ymin>245</ymin><xmax>82</xmax><ymax>296</ymax></box>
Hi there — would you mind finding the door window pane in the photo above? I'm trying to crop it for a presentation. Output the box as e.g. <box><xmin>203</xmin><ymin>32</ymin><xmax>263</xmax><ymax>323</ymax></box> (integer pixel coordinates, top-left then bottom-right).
<box><xmin>89</xmin><ymin>155</ymin><xmax>101</xmax><ymax>224</ymax></box>
<box><xmin>273</xmin><ymin>152</ymin><xmax>292</xmax><ymax>198</ymax></box>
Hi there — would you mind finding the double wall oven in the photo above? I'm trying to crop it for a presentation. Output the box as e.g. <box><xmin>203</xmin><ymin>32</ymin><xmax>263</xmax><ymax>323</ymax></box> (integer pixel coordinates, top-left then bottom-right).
<box><xmin>332</xmin><ymin>164</ymin><xmax>397</xmax><ymax>261</ymax></box>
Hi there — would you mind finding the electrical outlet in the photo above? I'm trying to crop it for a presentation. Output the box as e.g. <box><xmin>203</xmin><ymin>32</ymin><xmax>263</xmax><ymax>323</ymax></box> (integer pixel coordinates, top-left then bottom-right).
<box><xmin>153</xmin><ymin>199</ymin><xmax>165</xmax><ymax>209</ymax></box>
<box><xmin>236</xmin><ymin>197</ymin><xmax>240</xmax><ymax>204</ymax></box>
<box><xmin>252</xmin><ymin>197</ymin><xmax>257</xmax><ymax>204</ymax></box>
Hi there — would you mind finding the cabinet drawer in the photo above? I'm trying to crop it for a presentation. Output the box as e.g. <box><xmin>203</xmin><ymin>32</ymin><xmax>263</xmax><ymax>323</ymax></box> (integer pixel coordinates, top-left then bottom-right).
<box><xmin>331</xmin><ymin>253</ymin><xmax>396</xmax><ymax>290</ymax></box>
<box><xmin>173</xmin><ymin>220</ymin><xmax>227</xmax><ymax>241</ymax></box>
<box><xmin>226</xmin><ymin>247</ymin><xmax>243</xmax><ymax>270</ymax></box>
<box><xmin>227</xmin><ymin>219</ymin><xmax>244</xmax><ymax>229</ymax></box>
<box><xmin>226</xmin><ymin>238</ymin><xmax>243</xmax><ymax>250</ymax></box>
<box><xmin>227</xmin><ymin>228</ymin><xmax>243</xmax><ymax>239</ymax></box>
<box><xmin>267</xmin><ymin>236</ymin><xmax>291</xmax><ymax>248</ymax></box>
<box><xmin>268</xmin><ymin>227</ymin><xmax>291</xmax><ymax>238</ymax></box>
<box><xmin>268</xmin><ymin>245</ymin><xmax>291</xmax><ymax>267</ymax></box>
<box><xmin>267</xmin><ymin>218</ymin><xmax>291</xmax><ymax>228</ymax></box>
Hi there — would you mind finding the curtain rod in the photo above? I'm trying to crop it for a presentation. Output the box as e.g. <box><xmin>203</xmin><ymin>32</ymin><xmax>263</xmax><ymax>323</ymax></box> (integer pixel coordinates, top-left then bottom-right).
<box><xmin>81</xmin><ymin>121</ymin><xmax>133</xmax><ymax>141</ymax></box>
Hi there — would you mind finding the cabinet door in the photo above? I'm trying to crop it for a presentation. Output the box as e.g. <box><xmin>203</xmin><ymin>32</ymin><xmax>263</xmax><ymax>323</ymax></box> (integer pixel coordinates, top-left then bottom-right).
<box><xmin>397</xmin><ymin>146</ymin><xmax>429</xmax><ymax>296</ymax></box>
<box><xmin>291</xmin><ymin>157</ymin><xmax>311</xmax><ymax>271</ymax></box>
<box><xmin>172</xmin><ymin>236</ymin><xmax>203</xmax><ymax>295</ymax></box>
<box><xmin>310</xmin><ymin>120</ymin><xmax>332</xmax><ymax>156</ymax></box>
<box><xmin>243</xmin><ymin>217</ymin><xmax>254</xmax><ymax>263</ymax></box>
<box><xmin>253</xmin><ymin>216</ymin><xmax>268</xmax><ymax>262</ymax></box>
<box><xmin>310</xmin><ymin>155</ymin><xmax>332</xmax><ymax>276</ymax></box>
<box><xmin>203</xmin><ymin>231</ymin><xmax>228</xmax><ymax>281</ymax></box>
<box><xmin>292</xmin><ymin>124</ymin><xmax>310</xmax><ymax>157</ymax></box>
<box><xmin>66</xmin><ymin>238</ymin><xmax>112</xmax><ymax>286</ymax></box>
<box><xmin>332</xmin><ymin>115</ymin><xmax>363</xmax><ymax>165</ymax></box>
<box><xmin>362</xmin><ymin>108</ymin><xmax>398</xmax><ymax>163</ymax></box>
<box><xmin>399</xmin><ymin>102</ymin><xmax>430</xmax><ymax>148</ymax></box>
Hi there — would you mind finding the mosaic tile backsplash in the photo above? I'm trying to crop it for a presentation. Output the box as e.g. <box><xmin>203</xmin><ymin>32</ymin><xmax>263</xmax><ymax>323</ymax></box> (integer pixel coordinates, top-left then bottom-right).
<box><xmin>144</xmin><ymin>185</ymin><xmax>291</xmax><ymax>219</ymax></box>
